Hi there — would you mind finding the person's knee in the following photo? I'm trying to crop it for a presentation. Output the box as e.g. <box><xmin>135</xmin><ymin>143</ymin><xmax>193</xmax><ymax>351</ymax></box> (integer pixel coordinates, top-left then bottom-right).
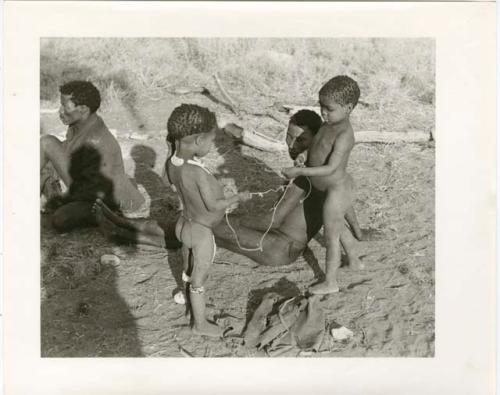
<box><xmin>40</xmin><ymin>134</ymin><xmax>59</xmax><ymax>152</ymax></box>
<box><xmin>261</xmin><ymin>247</ymin><xmax>294</xmax><ymax>266</ymax></box>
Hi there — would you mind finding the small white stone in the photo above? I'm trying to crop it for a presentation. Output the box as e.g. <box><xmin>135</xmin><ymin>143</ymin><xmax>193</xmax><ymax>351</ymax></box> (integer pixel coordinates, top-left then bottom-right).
<box><xmin>100</xmin><ymin>254</ymin><xmax>121</xmax><ymax>267</ymax></box>
<box><xmin>331</xmin><ymin>326</ymin><xmax>354</xmax><ymax>341</ymax></box>
<box><xmin>174</xmin><ymin>291</ymin><xmax>186</xmax><ymax>305</ymax></box>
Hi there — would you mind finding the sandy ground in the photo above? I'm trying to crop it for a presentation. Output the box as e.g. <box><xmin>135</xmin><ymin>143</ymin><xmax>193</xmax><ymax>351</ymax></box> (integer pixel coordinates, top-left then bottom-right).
<box><xmin>41</xmin><ymin>97</ymin><xmax>434</xmax><ymax>357</ymax></box>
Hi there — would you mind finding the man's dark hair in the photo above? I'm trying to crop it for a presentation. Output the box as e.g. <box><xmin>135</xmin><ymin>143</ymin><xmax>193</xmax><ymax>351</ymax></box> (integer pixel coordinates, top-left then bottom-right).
<box><xmin>59</xmin><ymin>80</ymin><xmax>101</xmax><ymax>113</ymax></box>
<box><xmin>167</xmin><ymin>104</ymin><xmax>217</xmax><ymax>142</ymax></box>
<box><xmin>319</xmin><ymin>75</ymin><xmax>360</xmax><ymax>108</ymax></box>
<box><xmin>290</xmin><ymin>109</ymin><xmax>322</xmax><ymax>135</ymax></box>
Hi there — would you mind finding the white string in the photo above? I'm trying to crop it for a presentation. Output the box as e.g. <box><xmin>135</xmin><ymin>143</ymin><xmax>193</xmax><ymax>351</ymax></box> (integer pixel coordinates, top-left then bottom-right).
<box><xmin>225</xmin><ymin>176</ymin><xmax>312</xmax><ymax>252</ymax></box>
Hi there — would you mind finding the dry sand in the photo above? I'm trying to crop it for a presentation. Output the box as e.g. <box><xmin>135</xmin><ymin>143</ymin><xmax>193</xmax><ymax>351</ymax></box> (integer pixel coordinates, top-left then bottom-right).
<box><xmin>41</xmin><ymin>97</ymin><xmax>434</xmax><ymax>357</ymax></box>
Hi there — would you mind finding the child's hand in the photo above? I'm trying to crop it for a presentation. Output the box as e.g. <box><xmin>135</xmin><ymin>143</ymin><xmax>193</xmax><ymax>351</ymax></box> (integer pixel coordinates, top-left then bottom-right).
<box><xmin>238</xmin><ymin>191</ymin><xmax>252</xmax><ymax>202</ymax></box>
<box><xmin>281</xmin><ymin>167</ymin><xmax>301</xmax><ymax>179</ymax></box>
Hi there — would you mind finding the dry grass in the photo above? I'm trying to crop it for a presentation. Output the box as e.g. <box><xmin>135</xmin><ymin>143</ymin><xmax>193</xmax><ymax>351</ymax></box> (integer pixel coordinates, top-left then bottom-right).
<box><xmin>41</xmin><ymin>38</ymin><xmax>434</xmax><ymax>133</ymax></box>
<box><xmin>40</xmin><ymin>38</ymin><xmax>435</xmax><ymax>357</ymax></box>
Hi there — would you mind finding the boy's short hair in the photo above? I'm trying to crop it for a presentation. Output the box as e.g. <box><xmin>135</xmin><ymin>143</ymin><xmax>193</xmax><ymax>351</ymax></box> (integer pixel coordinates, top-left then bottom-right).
<box><xmin>59</xmin><ymin>80</ymin><xmax>101</xmax><ymax>113</ymax></box>
<box><xmin>167</xmin><ymin>104</ymin><xmax>217</xmax><ymax>142</ymax></box>
<box><xmin>319</xmin><ymin>75</ymin><xmax>360</xmax><ymax>108</ymax></box>
<box><xmin>290</xmin><ymin>110</ymin><xmax>322</xmax><ymax>135</ymax></box>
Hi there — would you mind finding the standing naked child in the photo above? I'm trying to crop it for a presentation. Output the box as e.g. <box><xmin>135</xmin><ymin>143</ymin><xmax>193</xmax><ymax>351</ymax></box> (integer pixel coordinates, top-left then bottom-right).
<box><xmin>165</xmin><ymin>104</ymin><xmax>251</xmax><ymax>337</ymax></box>
<box><xmin>282</xmin><ymin>76</ymin><xmax>361</xmax><ymax>294</ymax></box>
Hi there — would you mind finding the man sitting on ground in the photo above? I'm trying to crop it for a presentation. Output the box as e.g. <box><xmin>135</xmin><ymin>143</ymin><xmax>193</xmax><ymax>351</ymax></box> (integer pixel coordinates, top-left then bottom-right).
<box><xmin>40</xmin><ymin>80</ymin><xmax>149</xmax><ymax>232</ymax></box>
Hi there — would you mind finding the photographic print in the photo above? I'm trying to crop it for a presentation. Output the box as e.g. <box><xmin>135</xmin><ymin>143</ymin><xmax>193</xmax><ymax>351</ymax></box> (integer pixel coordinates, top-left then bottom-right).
<box><xmin>4</xmin><ymin>2</ymin><xmax>495</xmax><ymax>394</ymax></box>
<box><xmin>40</xmin><ymin>37</ymin><xmax>435</xmax><ymax>358</ymax></box>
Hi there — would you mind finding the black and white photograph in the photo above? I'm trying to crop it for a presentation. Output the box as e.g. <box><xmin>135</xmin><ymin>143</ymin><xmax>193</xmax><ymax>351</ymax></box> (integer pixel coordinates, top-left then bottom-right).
<box><xmin>40</xmin><ymin>37</ymin><xmax>435</xmax><ymax>358</ymax></box>
<box><xmin>3</xmin><ymin>2</ymin><xmax>496</xmax><ymax>394</ymax></box>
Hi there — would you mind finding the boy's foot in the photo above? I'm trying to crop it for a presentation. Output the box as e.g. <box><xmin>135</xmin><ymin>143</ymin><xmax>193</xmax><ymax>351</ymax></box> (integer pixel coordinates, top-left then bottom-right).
<box><xmin>309</xmin><ymin>281</ymin><xmax>340</xmax><ymax>295</ymax></box>
<box><xmin>192</xmin><ymin>321</ymin><xmax>223</xmax><ymax>338</ymax></box>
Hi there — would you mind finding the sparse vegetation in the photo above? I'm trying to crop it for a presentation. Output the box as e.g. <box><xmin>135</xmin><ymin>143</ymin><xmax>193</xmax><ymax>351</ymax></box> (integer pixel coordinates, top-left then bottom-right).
<box><xmin>40</xmin><ymin>38</ymin><xmax>434</xmax><ymax>357</ymax></box>
<box><xmin>41</xmin><ymin>38</ymin><xmax>434</xmax><ymax>133</ymax></box>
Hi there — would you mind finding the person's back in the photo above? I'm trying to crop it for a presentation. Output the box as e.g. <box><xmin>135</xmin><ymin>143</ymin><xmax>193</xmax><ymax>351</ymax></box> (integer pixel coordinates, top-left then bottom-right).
<box><xmin>40</xmin><ymin>80</ymin><xmax>148</xmax><ymax>232</ymax></box>
<box><xmin>165</xmin><ymin>104</ymin><xmax>250</xmax><ymax>337</ymax></box>
<box><xmin>167</xmin><ymin>158</ymin><xmax>227</xmax><ymax>228</ymax></box>
<box><xmin>66</xmin><ymin>113</ymin><xmax>145</xmax><ymax>212</ymax></box>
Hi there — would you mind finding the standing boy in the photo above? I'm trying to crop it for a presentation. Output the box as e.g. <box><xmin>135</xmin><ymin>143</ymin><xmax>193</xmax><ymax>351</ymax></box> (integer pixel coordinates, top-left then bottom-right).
<box><xmin>282</xmin><ymin>76</ymin><xmax>360</xmax><ymax>294</ymax></box>
<box><xmin>166</xmin><ymin>104</ymin><xmax>251</xmax><ymax>337</ymax></box>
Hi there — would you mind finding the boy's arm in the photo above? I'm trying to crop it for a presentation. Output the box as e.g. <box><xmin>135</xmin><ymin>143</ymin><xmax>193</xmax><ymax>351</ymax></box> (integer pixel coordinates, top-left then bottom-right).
<box><xmin>283</xmin><ymin>132</ymin><xmax>353</xmax><ymax>178</ymax></box>
<box><xmin>196</xmin><ymin>172</ymin><xmax>248</xmax><ymax>212</ymax></box>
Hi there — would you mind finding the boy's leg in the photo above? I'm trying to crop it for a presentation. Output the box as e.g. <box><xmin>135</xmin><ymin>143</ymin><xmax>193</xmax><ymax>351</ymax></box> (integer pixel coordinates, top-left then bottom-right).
<box><xmin>345</xmin><ymin>205</ymin><xmax>363</xmax><ymax>241</ymax></box>
<box><xmin>40</xmin><ymin>135</ymin><xmax>71</xmax><ymax>188</ymax></box>
<box><xmin>175</xmin><ymin>245</ymin><xmax>192</xmax><ymax>308</ymax></box>
<box><xmin>310</xmin><ymin>186</ymin><xmax>351</xmax><ymax>294</ymax></box>
<box><xmin>189</xmin><ymin>228</ymin><xmax>222</xmax><ymax>337</ymax></box>
<box><xmin>340</xmin><ymin>226</ymin><xmax>363</xmax><ymax>270</ymax></box>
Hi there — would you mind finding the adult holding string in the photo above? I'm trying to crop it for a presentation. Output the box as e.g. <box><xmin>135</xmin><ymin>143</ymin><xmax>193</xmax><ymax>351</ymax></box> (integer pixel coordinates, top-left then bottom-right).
<box><xmin>93</xmin><ymin>109</ymin><xmax>364</xmax><ymax>267</ymax></box>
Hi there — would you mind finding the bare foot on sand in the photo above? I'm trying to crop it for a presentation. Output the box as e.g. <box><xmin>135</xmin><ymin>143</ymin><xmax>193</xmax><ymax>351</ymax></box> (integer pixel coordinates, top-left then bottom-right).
<box><xmin>192</xmin><ymin>321</ymin><xmax>223</xmax><ymax>338</ymax></box>
<box><xmin>309</xmin><ymin>280</ymin><xmax>340</xmax><ymax>295</ymax></box>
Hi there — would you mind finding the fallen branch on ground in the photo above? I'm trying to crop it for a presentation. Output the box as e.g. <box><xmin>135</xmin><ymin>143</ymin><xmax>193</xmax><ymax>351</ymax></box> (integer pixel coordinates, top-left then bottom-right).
<box><xmin>222</xmin><ymin>123</ymin><xmax>287</xmax><ymax>152</ymax></box>
<box><xmin>276</xmin><ymin>104</ymin><xmax>433</xmax><ymax>143</ymax></box>
<box><xmin>355</xmin><ymin>130</ymin><xmax>431</xmax><ymax>143</ymax></box>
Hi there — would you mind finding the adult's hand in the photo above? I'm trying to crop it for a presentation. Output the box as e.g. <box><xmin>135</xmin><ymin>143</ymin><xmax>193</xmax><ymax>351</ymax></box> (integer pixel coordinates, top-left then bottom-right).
<box><xmin>281</xmin><ymin>167</ymin><xmax>302</xmax><ymax>180</ymax></box>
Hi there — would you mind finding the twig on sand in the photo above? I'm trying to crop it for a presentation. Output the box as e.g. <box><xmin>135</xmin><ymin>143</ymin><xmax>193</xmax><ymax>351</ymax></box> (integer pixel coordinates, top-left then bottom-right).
<box><xmin>214</xmin><ymin>260</ymin><xmax>234</xmax><ymax>266</ymax></box>
<box><xmin>178</xmin><ymin>344</ymin><xmax>195</xmax><ymax>358</ymax></box>
<box><xmin>213</xmin><ymin>73</ymin><xmax>240</xmax><ymax>116</ymax></box>
<box><xmin>222</xmin><ymin>123</ymin><xmax>287</xmax><ymax>152</ymax></box>
<box><xmin>134</xmin><ymin>269</ymin><xmax>159</xmax><ymax>285</ymax></box>
<box><xmin>249</xmin><ymin>110</ymin><xmax>286</xmax><ymax>125</ymax></box>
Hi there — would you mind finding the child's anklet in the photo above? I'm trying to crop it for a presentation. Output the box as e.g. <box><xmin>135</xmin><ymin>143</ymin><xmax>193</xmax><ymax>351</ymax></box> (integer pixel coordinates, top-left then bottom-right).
<box><xmin>189</xmin><ymin>285</ymin><xmax>205</xmax><ymax>294</ymax></box>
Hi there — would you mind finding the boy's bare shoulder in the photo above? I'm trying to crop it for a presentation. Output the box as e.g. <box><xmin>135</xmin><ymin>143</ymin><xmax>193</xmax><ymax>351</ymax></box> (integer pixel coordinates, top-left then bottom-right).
<box><xmin>180</xmin><ymin>163</ymin><xmax>214</xmax><ymax>182</ymax></box>
<box><xmin>321</xmin><ymin>123</ymin><xmax>355</xmax><ymax>146</ymax></box>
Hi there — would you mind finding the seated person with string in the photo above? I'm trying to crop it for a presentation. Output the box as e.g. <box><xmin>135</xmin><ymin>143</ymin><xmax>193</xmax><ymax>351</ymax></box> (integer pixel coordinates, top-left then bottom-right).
<box><xmin>93</xmin><ymin>109</ymin><xmax>365</xmax><ymax>268</ymax></box>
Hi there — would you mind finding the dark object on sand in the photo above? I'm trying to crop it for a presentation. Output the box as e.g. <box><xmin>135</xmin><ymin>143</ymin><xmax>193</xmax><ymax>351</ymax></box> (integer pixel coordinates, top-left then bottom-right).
<box><xmin>77</xmin><ymin>302</ymin><xmax>90</xmax><ymax>316</ymax></box>
<box><xmin>243</xmin><ymin>293</ymin><xmax>326</xmax><ymax>356</ymax></box>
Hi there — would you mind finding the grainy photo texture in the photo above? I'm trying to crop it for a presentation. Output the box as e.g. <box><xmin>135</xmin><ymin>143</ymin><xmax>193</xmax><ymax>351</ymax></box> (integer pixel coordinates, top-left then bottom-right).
<box><xmin>40</xmin><ymin>38</ymin><xmax>435</xmax><ymax>357</ymax></box>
